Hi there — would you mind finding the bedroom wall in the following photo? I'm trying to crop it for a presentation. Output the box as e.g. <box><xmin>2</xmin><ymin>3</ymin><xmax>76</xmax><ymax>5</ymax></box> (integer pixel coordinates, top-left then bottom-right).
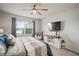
<box><xmin>0</xmin><ymin>11</ymin><xmax>41</xmax><ymax>34</ymax></box>
<box><xmin>41</xmin><ymin>7</ymin><xmax>79</xmax><ymax>53</ymax></box>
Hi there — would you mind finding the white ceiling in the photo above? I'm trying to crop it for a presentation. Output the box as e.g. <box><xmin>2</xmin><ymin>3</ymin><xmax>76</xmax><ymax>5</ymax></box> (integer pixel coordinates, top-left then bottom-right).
<box><xmin>0</xmin><ymin>3</ymin><xmax>79</xmax><ymax>19</ymax></box>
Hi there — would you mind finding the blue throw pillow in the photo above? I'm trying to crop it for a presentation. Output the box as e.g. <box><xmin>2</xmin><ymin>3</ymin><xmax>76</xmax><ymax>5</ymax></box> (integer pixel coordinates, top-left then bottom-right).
<box><xmin>0</xmin><ymin>34</ymin><xmax>9</xmax><ymax>47</ymax></box>
<box><xmin>2</xmin><ymin>34</ymin><xmax>8</xmax><ymax>47</ymax></box>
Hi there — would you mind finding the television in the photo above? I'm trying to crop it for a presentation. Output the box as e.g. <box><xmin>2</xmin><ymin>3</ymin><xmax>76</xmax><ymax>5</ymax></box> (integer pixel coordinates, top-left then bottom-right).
<box><xmin>48</xmin><ymin>21</ymin><xmax>61</xmax><ymax>31</ymax></box>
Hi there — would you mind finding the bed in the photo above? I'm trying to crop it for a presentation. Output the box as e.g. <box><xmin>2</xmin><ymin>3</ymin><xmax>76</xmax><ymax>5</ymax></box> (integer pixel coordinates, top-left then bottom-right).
<box><xmin>5</xmin><ymin>36</ymin><xmax>53</xmax><ymax>56</ymax></box>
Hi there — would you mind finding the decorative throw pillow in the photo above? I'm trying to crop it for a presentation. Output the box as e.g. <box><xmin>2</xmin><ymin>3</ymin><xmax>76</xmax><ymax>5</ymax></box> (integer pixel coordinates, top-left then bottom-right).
<box><xmin>7</xmin><ymin>34</ymin><xmax>15</xmax><ymax>46</ymax></box>
<box><xmin>2</xmin><ymin>34</ymin><xmax>8</xmax><ymax>47</ymax></box>
<box><xmin>0</xmin><ymin>35</ymin><xmax>8</xmax><ymax>56</ymax></box>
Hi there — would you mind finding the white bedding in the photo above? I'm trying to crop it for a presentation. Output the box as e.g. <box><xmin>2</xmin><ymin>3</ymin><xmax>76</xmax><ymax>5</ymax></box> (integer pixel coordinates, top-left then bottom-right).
<box><xmin>5</xmin><ymin>36</ymin><xmax>47</xmax><ymax>56</ymax></box>
<box><xmin>21</xmin><ymin>37</ymin><xmax>47</xmax><ymax>56</ymax></box>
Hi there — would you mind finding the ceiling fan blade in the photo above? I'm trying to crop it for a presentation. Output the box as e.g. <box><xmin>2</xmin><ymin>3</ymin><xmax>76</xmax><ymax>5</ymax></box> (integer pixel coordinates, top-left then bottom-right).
<box><xmin>36</xmin><ymin>11</ymin><xmax>41</xmax><ymax>15</ymax></box>
<box><xmin>41</xmin><ymin>9</ymin><xmax>48</xmax><ymax>11</ymax></box>
<box><xmin>37</xmin><ymin>9</ymin><xmax>48</xmax><ymax>11</ymax></box>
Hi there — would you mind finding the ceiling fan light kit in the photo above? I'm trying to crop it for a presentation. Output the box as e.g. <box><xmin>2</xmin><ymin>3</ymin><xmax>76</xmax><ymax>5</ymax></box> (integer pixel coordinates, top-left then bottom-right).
<box><xmin>33</xmin><ymin>9</ymin><xmax>36</xmax><ymax>13</ymax></box>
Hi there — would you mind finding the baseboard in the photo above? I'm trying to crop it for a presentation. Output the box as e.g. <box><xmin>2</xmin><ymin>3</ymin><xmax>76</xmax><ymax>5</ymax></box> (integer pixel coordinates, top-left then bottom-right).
<box><xmin>63</xmin><ymin>48</ymin><xmax>79</xmax><ymax>55</ymax></box>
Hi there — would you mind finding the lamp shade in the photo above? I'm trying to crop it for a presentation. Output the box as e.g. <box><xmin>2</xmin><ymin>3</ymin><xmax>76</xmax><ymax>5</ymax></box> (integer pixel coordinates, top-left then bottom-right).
<box><xmin>0</xmin><ymin>28</ymin><xmax>4</xmax><ymax>34</ymax></box>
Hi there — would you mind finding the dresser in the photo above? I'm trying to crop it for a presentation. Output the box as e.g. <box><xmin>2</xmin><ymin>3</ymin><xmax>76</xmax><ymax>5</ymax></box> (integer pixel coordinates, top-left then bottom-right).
<box><xmin>44</xmin><ymin>35</ymin><xmax>62</xmax><ymax>48</ymax></box>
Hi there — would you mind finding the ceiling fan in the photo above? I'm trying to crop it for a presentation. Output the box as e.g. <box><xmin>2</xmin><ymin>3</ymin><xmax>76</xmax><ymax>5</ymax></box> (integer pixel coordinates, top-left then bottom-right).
<box><xmin>23</xmin><ymin>4</ymin><xmax>48</xmax><ymax>15</ymax></box>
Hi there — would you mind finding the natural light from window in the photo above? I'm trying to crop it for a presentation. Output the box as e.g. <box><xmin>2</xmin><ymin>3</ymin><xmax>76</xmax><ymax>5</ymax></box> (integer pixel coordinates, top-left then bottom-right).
<box><xmin>16</xmin><ymin>20</ymin><xmax>33</xmax><ymax>37</ymax></box>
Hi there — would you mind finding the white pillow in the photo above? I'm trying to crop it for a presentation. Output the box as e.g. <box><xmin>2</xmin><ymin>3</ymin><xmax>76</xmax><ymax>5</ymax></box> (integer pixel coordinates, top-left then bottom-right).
<box><xmin>7</xmin><ymin>34</ymin><xmax>15</xmax><ymax>46</ymax></box>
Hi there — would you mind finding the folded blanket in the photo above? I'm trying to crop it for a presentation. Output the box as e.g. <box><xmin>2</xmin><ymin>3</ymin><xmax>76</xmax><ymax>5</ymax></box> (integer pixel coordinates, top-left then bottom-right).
<box><xmin>44</xmin><ymin>42</ymin><xmax>53</xmax><ymax>56</ymax></box>
<box><xmin>36</xmin><ymin>39</ymin><xmax>53</xmax><ymax>56</ymax></box>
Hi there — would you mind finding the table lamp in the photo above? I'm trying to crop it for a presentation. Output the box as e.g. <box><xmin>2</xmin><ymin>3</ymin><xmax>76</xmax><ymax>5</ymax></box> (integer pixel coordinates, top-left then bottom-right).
<box><xmin>0</xmin><ymin>28</ymin><xmax>4</xmax><ymax>34</ymax></box>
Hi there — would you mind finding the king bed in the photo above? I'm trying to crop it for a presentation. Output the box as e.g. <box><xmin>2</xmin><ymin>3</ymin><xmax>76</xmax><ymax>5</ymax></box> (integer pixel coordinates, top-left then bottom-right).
<box><xmin>0</xmin><ymin>35</ymin><xmax>53</xmax><ymax>56</ymax></box>
<box><xmin>6</xmin><ymin>37</ymin><xmax>47</xmax><ymax>56</ymax></box>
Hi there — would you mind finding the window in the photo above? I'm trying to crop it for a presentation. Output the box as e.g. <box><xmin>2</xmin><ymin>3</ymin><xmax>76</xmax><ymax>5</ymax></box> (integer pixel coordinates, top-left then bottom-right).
<box><xmin>16</xmin><ymin>21</ymin><xmax>33</xmax><ymax>36</ymax></box>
